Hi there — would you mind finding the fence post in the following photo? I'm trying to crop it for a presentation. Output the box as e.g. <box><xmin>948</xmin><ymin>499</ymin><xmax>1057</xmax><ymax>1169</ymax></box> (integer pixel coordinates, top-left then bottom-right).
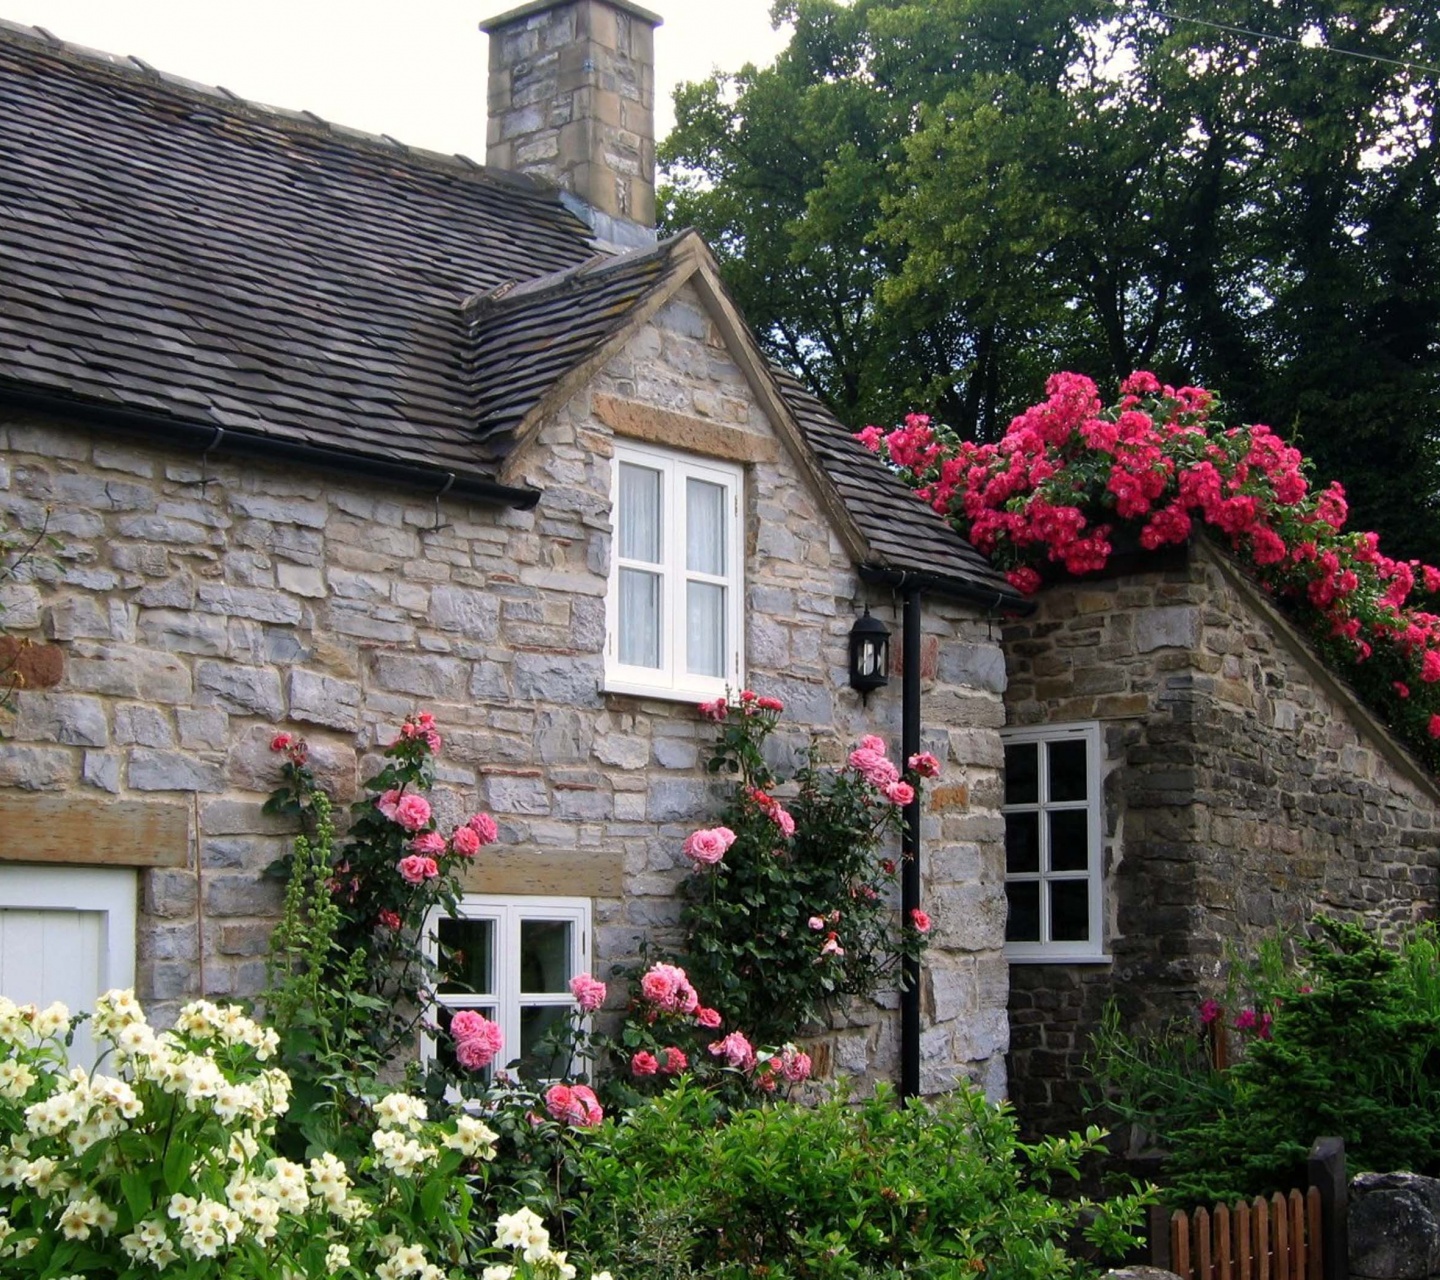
<box><xmin>1150</xmin><ymin>1203</ymin><xmax>1174</xmax><ymax>1270</ymax></box>
<box><xmin>1308</xmin><ymin>1136</ymin><xmax>1347</xmax><ymax>1280</ymax></box>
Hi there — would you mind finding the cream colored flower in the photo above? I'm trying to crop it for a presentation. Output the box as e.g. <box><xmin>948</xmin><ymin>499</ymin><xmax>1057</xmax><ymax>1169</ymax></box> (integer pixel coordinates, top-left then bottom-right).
<box><xmin>442</xmin><ymin>1114</ymin><xmax>498</xmax><ymax>1159</ymax></box>
<box><xmin>0</xmin><ymin>1060</ymin><xmax>35</xmax><ymax>1100</ymax></box>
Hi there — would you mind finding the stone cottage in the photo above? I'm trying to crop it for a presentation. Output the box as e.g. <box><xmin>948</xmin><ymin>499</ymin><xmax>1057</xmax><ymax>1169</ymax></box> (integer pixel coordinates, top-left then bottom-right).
<box><xmin>0</xmin><ymin>2</ymin><xmax>1025</xmax><ymax>1097</ymax></box>
<box><xmin>1002</xmin><ymin>539</ymin><xmax>1440</xmax><ymax>1134</ymax></box>
<box><xmin>1</xmin><ymin>0</ymin><xmax>1436</xmax><ymax>1124</ymax></box>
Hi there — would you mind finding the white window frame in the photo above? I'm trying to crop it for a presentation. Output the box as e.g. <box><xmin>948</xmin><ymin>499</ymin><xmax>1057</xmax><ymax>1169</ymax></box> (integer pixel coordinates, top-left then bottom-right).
<box><xmin>604</xmin><ymin>441</ymin><xmax>744</xmax><ymax>702</ymax></box>
<box><xmin>1001</xmin><ymin>723</ymin><xmax>1107</xmax><ymax>963</ymax></box>
<box><xmin>421</xmin><ymin>895</ymin><xmax>591</xmax><ymax>1078</ymax></box>
<box><xmin>0</xmin><ymin>865</ymin><xmax>137</xmax><ymax>1067</ymax></box>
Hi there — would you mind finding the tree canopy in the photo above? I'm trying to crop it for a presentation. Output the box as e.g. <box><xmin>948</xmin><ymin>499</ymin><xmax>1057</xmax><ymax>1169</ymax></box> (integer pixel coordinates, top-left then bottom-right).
<box><xmin>660</xmin><ymin>0</ymin><xmax>1440</xmax><ymax>562</ymax></box>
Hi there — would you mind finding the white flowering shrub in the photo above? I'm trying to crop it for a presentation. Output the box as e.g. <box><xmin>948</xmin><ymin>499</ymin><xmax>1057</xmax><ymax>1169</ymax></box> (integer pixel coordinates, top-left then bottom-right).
<box><xmin>0</xmin><ymin>991</ymin><xmax>611</xmax><ymax>1280</ymax></box>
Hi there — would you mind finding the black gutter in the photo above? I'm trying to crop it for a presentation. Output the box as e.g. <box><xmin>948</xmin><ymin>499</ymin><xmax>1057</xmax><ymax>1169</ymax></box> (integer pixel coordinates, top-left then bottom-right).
<box><xmin>0</xmin><ymin>385</ymin><xmax>542</xmax><ymax>510</ymax></box>
<box><xmin>899</xmin><ymin>584</ymin><xmax>922</xmax><ymax>1101</ymax></box>
<box><xmin>858</xmin><ymin>563</ymin><xmax>1035</xmax><ymax>615</ymax></box>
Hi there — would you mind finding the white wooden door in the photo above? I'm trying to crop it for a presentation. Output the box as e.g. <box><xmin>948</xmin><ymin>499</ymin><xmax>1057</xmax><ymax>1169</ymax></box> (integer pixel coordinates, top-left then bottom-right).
<box><xmin>0</xmin><ymin>866</ymin><xmax>138</xmax><ymax>1067</ymax></box>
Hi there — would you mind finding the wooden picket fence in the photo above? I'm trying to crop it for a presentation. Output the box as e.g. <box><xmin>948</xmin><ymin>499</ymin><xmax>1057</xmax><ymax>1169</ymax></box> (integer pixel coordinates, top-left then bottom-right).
<box><xmin>1148</xmin><ymin>1137</ymin><xmax>1349</xmax><ymax>1280</ymax></box>
<box><xmin>1151</xmin><ymin>1190</ymin><xmax>1323</xmax><ymax>1280</ymax></box>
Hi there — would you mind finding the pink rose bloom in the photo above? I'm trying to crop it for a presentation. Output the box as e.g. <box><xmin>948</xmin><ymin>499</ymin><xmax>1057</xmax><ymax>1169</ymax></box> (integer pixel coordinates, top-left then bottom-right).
<box><xmin>450</xmin><ymin>1011</ymin><xmax>503</xmax><ymax>1071</ymax></box>
<box><xmin>410</xmin><ymin>831</ymin><xmax>447</xmax><ymax>856</ymax></box>
<box><xmin>639</xmin><ymin>963</ymin><xmax>699</xmax><ymax>1014</ymax></box>
<box><xmin>884</xmin><ymin>781</ymin><xmax>916</xmax><ymax>807</ymax></box>
<box><xmin>467</xmin><ymin>812</ymin><xmax>499</xmax><ymax>845</ymax></box>
<box><xmin>808</xmin><ymin>916</ymin><xmax>825</xmax><ymax>931</ymax></box>
<box><xmin>270</xmin><ymin>732</ymin><xmax>293</xmax><ymax>752</ymax></box>
<box><xmin>393</xmin><ymin>793</ymin><xmax>432</xmax><ymax>832</ymax></box>
<box><xmin>396</xmin><ymin>854</ymin><xmax>439</xmax><ymax>885</ymax></box>
<box><xmin>377</xmin><ymin>788</ymin><xmax>402</xmax><ymax>821</ymax></box>
<box><xmin>569</xmin><ymin>973</ymin><xmax>607</xmax><ymax>1013</ymax></box>
<box><xmin>661</xmin><ymin>1046</ymin><xmax>688</xmax><ymax>1074</ymax></box>
<box><xmin>779</xmin><ymin>1045</ymin><xmax>812</xmax><ymax>1083</ymax></box>
<box><xmin>910</xmin><ymin>908</ymin><xmax>932</xmax><ymax>934</ymax></box>
<box><xmin>858</xmin><ymin>735</ymin><xmax>886</xmax><ymax>754</ymax></box>
<box><xmin>770</xmin><ymin>805</ymin><xmax>796</xmax><ymax>839</ymax></box>
<box><xmin>708</xmin><ymin>1031</ymin><xmax>756</xmax><ymax>1071</ymax></box>
<box><xmin>1199</xmin><ymin>999</ymin><xmax>1222</xmax><ymax>1025</ymax></box>
<box><xmin>451</xmin><ymin>825</ymin><xmax>481</xmax><ymax>857</ymax></box>
<box><xmin>820</xmin><ymin>933</ymin><xmax>845</xmax><ymax>958</ymax></box>
<box><xmin>631</xmin><ymin>1050</ymin><xmax>659</xmax><ymax>1077</ymax></box>
<box><xmin>697</xmin><ymin>697</ymin><xmax>728</xmax><ymax>722</ymax></box>
<box><xmin>907</xmin><ymin>752</ymin><xmax>941</xmax><ymax>778</ymax></box>
<box><xmin>683</xmin><ymin>826</ymin><xmax>737</xmax><ymax>867</ymax></box>
<box><xmin>455</xmin><ymin>1037</ymin><xmax>498</xmax><ymax>1071</ymax></box>
<box><xmin>546</xmin><ymin>1083</ymin><xmax>603</xmax><ymax>1128</ymax></box>
<box><xmin>756</xmin><ymin>695</ymin><xmax>784</xmax><ymax>712</ymax></box>
<box><xmin>694</xmin><ymin>1006</ymin><xmax>722</xmax><ymax>1029</ymax></box>
<box><xmin>377</xmin><ymin>909</ymin><xmax>402</xmax><ymax>931</ymax></box>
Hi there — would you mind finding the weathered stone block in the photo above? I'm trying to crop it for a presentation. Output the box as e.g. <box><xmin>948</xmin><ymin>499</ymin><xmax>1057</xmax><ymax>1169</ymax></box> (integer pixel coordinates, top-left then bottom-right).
<box><xmin>128</xmin><ymin>749</ymin><xmax>225</xmax><ymax>793</ymax></box>
<box><xmin>196</xmin><ymin>661</ymin><xmax>284</xmax><ymax>719</ymax></box>
<box><xmin>288</xmin><ymin>669</ymin><xmax>362</xmax><ymax>731</ymax></box>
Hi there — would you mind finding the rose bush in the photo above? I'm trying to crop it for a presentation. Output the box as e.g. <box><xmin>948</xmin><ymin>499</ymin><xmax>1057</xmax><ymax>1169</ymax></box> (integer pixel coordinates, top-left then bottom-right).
<box><xmin>861</xmin><ymin>373</ymin><xmax>1440</xmax><ymax>771</ymax></box>
<box><xmin>681</xmin><ymin>692</ymin><xmax>934</xmax><ymax>1042</ymax></box>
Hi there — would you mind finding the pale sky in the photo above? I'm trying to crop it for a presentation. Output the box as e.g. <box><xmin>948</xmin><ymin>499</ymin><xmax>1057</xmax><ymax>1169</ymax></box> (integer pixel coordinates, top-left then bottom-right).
<box><xmin>1</xmin><ymin>0</ymin><xmax>793</xmax><ymax>157</ymax></box>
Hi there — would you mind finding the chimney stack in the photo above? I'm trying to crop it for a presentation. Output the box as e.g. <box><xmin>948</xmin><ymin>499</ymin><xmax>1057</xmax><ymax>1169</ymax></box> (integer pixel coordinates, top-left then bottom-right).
<box><xmin>481</xmin><ymin>0</ymin><xmax>662</xmax><ymax>230</ymax></box>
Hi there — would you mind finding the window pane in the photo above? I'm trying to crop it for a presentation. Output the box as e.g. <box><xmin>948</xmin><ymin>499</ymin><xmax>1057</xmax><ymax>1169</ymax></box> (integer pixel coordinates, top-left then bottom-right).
<box><xmin>1006</xmin><ymin>881</ymin><xmax>1040</xmax><ymax>942</ymax></box>
<box><xmin>521</xmin><ymin>1005</ymin><xmax>572</xmax><ymax>1076</ymax></box>
<box><xmin>436</xmin><ymin>917</ymin><xmax>494</xmax><ymax>995</ymax></box>
<box><xmin>686</xmin><ymin>477</ymin><xmax>726</xmax><ymax>576</ymax></box>
<box><xmin>520</xmin><ymin>920</ymin><xmax>572</xmax><ymax>994</ymax></box>
<box><xmin>1005</xmin><ymin>812</ymin><xmax>1039</xmax><ymax>874</ymax></box>
<box><xmin>1004</xmin><ymin>742</ymin><xmax>1038</xmax><ymax>805</ymax></box>
<box><xmin>1050</xmin><ymin>880</ymin><xmax>1091</xmax><ymax>942</ymax></box>
<box><xmin>1049</xmin><ymin>739</ymin><xmax>1089</xmax><ymax>802</ymax></box>
<box><xmin>1049</xmin><ymin>810</ymin><xmax>1090</xmax><ymax>873</ymax></box>
<box><xmin>686</xmin><ymin>581</ymin><xmax>725</xmax><ymax>677</ymax></box>
<box><xmin>619</xmin><ymin>568</ymin><xmax>661</xmax><ymax>668</ymax></box>
<box><xmin>618</xmin><ymin>463</ymin><xmax>661</xmax><ymax>563</ymax></box>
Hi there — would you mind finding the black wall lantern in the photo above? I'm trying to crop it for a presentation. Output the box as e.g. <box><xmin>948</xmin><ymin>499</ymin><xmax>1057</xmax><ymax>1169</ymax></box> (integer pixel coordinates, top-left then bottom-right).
<box><xmin>848</xmin><ymin>607</ymin><xmax>891</xmax><ymax>700</ymax></box>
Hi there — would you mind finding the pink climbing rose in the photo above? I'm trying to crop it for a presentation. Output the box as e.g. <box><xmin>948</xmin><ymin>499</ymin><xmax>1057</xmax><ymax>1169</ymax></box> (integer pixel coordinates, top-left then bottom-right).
<box><xmin>393</xmin><ymin>793</ymin><xmax>432</xmax><ymax>832</ymax></box>
<box><xmin>683</xmin><ymin>826</ymin><xmax>737</xmax><ymax>867</ymax></box>
<box><xmin>569</xmin><ymin>972</ymin><xmax>607</xmax><ymax>1013</ymax></box>
<box><xmin>396</xmin><ymin>855</ymin><xmax>439</xmax><ymax>885</ymax></box>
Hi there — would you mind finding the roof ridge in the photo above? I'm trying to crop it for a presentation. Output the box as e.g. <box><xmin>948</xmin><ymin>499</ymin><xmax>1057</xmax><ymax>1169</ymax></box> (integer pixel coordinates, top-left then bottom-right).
<box><xmin>462</xmin><ymin>233</ymin><xmax>692</xmax><ymax>320</ymax></box>
<box><xmin>0</xmin><ymin>17</ymin><xmax>580</xmax><ymax>213</ymax></box>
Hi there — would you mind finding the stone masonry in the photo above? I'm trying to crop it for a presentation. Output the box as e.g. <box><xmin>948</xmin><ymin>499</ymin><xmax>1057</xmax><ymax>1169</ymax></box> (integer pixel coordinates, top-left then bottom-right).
<box><xmin>0</xmin><ymin>280</ymin><xmax>1012</xmax><ymax>1096</ymax></box>
<box><xmin>483</xmin><ymin>0</ymin><xmax>659</xmax><ymax>226</ymax></box>
<box><xmin>1002</xmin><ymin>540</ymin><xmax>1440</xmax><ymax>1135</ymax></box>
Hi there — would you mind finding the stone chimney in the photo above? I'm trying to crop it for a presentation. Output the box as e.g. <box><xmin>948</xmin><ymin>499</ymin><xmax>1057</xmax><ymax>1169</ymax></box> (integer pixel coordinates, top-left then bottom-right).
<box><xmin>481</xmin><ymin>0</ymin><xmax>661</xmax><ymax>230</ymax></box>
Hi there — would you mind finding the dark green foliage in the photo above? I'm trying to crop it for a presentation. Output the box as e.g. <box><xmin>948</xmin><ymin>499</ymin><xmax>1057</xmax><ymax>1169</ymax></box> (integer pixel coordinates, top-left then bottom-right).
<box><xmin>662</xmin><ymin>0</ymin><xmax>1440</xmax><ymax>562</ymax></box>
<box><xmin>572</xmin><ymin>1081</ymin><xmax>1153</xmax><ymax>1280</ymax></box>
<box><xmin>1088</xmin><ymin>918</ymin><xmax>1440</xmax><ymax>1204</ymax></box>
<box><xmin>679</xmin><ymin>701</ymin><xmax>926</xmax><ymax>1043</ymax></box>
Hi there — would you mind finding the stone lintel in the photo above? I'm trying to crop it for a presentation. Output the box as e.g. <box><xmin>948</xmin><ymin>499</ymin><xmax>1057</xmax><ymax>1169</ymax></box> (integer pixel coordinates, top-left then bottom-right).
<box><xmin>0</xmin><ymin>791</ymin><xmax>189</xmax><ymax>868</ymax></box>
<box><xmin>459</xmin><ymin>845</ymin><xmax>622</xmax><ymax>898</ymax></box>
<box><xmin>592</xmin><ymin>394</ymin><xmax>778</xmax><ymax>465</ymax></box>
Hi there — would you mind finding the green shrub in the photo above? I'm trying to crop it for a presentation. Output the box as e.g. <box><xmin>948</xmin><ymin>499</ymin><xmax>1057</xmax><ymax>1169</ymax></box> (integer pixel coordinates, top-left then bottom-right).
<box><xmin>572</xmin><ymin>1081</ymin><xmax>1151</xmax><ymax>1280</ymax></box>
<box><xmin>1088</xmin><ymin>917</ymin><xmax>1440</xmax><ymax>1203</ymax></box>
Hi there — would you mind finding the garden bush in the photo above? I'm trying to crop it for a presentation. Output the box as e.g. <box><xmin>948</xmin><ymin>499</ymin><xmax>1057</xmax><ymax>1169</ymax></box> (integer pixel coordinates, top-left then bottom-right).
<box><xmin>571</xmin><ymin>1081</ymin><xmax>1151</xmax><ymax>1280</ymax></box>
<box><xmin>1087</xmin><ymin>917</ymin><xmax>1440</xmax><ymax>1203</ymax></box>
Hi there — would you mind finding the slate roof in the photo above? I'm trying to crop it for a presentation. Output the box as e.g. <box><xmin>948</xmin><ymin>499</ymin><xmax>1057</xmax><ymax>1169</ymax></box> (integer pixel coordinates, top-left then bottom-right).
<box><xmin>0</xmin><ymin>20</ymin><xmax>1025</xmax><ymax>608</ymax></box>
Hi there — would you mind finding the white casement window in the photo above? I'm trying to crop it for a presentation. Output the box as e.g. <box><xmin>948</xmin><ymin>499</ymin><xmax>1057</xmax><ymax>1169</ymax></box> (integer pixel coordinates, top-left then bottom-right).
<box><xmin>605</xmin><ymin>441</ymin><xmax>744</xmax><ymax>701</ymax></box>
<box><xmin>422</xmin><ymin>896</ymin><xmax>590</xmax><ymax>1079</ymax></box>
<box><xmin>1001</xmin><ymin>723</ymin><xmax>1106</xmax><ymax>962</ymax></box>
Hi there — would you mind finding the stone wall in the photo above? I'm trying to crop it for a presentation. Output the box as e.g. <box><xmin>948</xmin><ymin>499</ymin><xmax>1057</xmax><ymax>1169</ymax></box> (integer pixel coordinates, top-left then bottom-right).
<box><xmin>1001</xmin><ymin>541</ymin><xmax>1440</xmax><ymax>1135</ymax></box>
<box><xmin>0</xmin><ymin>281</ymin><xmax>1013</xmax><ymax>1095</ymax></box>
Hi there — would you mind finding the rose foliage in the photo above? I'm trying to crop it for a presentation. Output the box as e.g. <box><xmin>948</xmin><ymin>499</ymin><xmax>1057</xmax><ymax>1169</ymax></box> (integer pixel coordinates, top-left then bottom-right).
<box><xmin>681</xmin><ymin>692</ymin><xmax>932</xmax><ymax>1043</ymax></box>
<box><xmin>861</xmin><ymin>372</ymin><xmax>1440</xmax><ymax>772</ymax></box>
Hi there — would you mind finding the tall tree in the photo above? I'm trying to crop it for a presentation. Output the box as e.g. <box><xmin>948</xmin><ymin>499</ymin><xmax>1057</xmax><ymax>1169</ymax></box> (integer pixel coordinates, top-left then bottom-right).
<box><xmin>660</xmin><ymin>0</ymin><xmax>1440</xmax><ymax>561</ymax></box>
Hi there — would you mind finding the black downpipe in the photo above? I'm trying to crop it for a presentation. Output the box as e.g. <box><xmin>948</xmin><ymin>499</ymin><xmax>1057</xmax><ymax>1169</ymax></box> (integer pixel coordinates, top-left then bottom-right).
<box><xmin>900</xmin><ymin>586</ymin><xmax>922</xmax><ymax>1101</ymax></box>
